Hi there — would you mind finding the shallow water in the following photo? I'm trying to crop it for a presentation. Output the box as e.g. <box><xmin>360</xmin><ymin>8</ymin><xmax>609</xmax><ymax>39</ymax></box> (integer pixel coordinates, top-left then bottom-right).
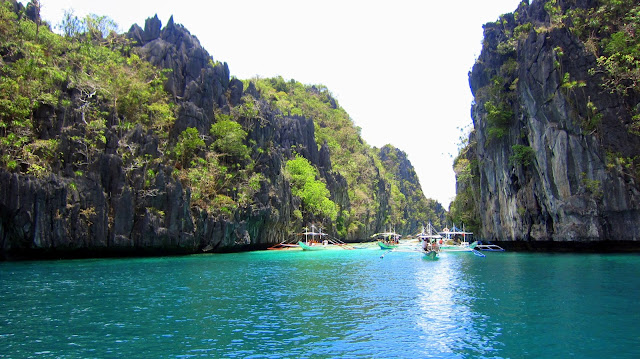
<box><xmin>1</xmin><ymin>248</ymin><xmax>639</xmax><ymax>358</ymax></box>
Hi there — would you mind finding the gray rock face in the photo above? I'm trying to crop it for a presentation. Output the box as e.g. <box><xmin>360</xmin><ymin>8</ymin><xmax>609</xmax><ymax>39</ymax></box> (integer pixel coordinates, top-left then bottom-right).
<box><xmin>466</xmin><ymin>1</ymin><xmax>640</xmax><ymax>246</ymax></box>
<box><xmin>0</xmin><ymin>11</ymin><xmax>426</xmax><ymax>259</ymax></box>
<box><xmin>0</xmin><ymin>14</ymin><xmax>289</xmax><ymax>259</ymax></box>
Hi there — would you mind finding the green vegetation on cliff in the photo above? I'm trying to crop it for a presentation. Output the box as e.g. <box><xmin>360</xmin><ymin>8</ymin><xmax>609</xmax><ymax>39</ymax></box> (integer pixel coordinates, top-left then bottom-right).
<box><xmin>0</xmin><ymin>0</ymin><xmax>444</xmax><ymax>253</ymax></box>
<box><xmin>250</xmin><ymin>77</ymin><xmax>378</xmax><ymax>202</ymax></box>
<box><xmin>0</xmin><ymin>1</ymin><xmax>270</xmax><ymax>220</ymax></box>
<box><xmin>565</xmin><ymin>0</ymin><xmax>640</xmax><ymax>131</ymax></box>
<box><xmin>0</xmin><ymin>2</ymin><xmax>173</xmax><ymax>177</ymax></box>
<box><xmin>248</xmin><ymin>76</ymin><xmax>445</xmax><ymax>236</ymax></box>
<box><xmin>448</xmin><ymin>148</ymin><xmax>480</xmax><ymax>233</ymax></box>
<box><xmin>378</xmin><ymin>145</ymin><xmax>446</xmax><ymax>230</ymax></box>
<box><xmin>249</xmin><ymin>77</ymin><xmax>381</xmax><ymax>236</ymax></box>
<box><xmin>453</xmin><ymin>0</ymin><xmax>640</xmax><ymax>241</ymax></box>
<box><xmin>284</xmin><ymin>155</ymin><xmax>337</xmax><ymax>221</ymax></box>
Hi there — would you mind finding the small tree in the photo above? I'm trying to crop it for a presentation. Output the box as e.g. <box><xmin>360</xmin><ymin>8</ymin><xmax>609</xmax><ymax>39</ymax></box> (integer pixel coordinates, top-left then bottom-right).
<box><xmin>510</xmin><ymin>144</ymin><xmax>535</xmax><ymax>167</ymax></box>
<box><xmin>58</xmin><ymin>9</ymin><xmax>81</xmax><ymax>38</ymax></box>
<box><xmin>210</xmin><ymin>119</ymin><xmax>249</xmax><ymax>162</ymax></box>
<box><xmin>175</xmin><ymin>127</ymin><xmax>205</xmax><ymax>166</ymax></box>
<box><xmin>285</xmin><ymin>155</ymin><xmax>337</xmax><ymax>221</ymax></box>
<box><xmin>58</xmin><ymin>10</ymin><xmax>118</xmax><ymax>42</ymax></box>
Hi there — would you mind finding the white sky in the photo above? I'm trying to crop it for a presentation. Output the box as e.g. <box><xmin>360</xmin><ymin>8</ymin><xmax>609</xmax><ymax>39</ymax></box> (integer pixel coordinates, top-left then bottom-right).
<box><xmin>35</xmin><ymin>0</ymin><xmax>523</xmax><ymax>207</ymax></box>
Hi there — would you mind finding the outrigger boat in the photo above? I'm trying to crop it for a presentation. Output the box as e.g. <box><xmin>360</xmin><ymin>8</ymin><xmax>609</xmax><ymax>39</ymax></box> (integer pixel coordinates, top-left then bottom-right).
<box><xmin>267</xmin><ymin>242</ymin><xmax>300</xmax><ymax>250</ymax></box>
<box><xmin>267</xmin><ymin>232</ymin><xmax>302</xmax><ymax>250</ymax></box>
<box><xmin>379</xmin><ymin>224</ymin><xmax>440</xmax><ymax>259</ymax></box>
<box><xmin>422</xmin><ymin>248</ymin><xmax>439</xmax><ymax>260</ymax></box>
<box><xmin>267</xmin><ymin>236</ymin><xmax>301</xmax><ymax>250</ymax></box>
<box><xmin>372</xmin><ymin>231</ymin><xmax>401</xmax><ymax>250</ymax></box>
<box><xmin>437</xmin><ymin>224</ymin><xmax>485</xmax><ymax>257</ymax></box>
<box><xmin>297</xmin><ymin>225</ymin><xmax>354</xmax><ymax>251</ymax></box>
<box><xmin>380</xmin><ymin>243</ymin><xmax>439</xmax><ymax>260</ymax></box>
<box><xmin>416</xmin><ymin>223</ymin><xmax>442</xmax><ymax>243</ymax></box>
<box><xmin>417</xmin><ymin>223</ymin><xmax>441</xmax><ymax>259</ymax></box>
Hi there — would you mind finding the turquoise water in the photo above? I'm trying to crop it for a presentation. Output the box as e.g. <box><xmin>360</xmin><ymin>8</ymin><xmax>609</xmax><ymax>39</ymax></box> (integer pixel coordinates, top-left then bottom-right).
<box><xmin>1</xmin><ymin>248</ymin><xmax>639</xmax><ymax>358</ymax></box>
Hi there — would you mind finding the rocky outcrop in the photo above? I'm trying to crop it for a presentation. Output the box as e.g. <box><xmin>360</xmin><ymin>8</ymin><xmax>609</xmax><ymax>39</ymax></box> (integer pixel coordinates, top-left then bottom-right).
<box><xmin>0</xmin><ymin>7</ymin><xmax>433</xmax><ymax>259</ymax></box>
<box><xmin>129</xmin><ymin>15</ymin><xmax>232</xmax><ymax>134</ymax></box>
<box><xmin>0</xmin><ymin>12</ymin><xmax>297</xmax><ymax>259</ymax></box>
<box><xmin>125</xmin><ymin>17</ymin><xmax>400</xmax><ymax>241</ymax></box>
<box><xmin>464</xmin><ymin>0</ymin><xmax>640</xmax><ymax>249</ymax></box>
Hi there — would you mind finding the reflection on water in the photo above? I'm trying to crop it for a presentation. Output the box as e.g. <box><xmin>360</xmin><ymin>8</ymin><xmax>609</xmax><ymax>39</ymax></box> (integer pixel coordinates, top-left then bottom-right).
<box><xmin>414</xmin><ymin>253</ymin><xmax>500</xmax><ymax>357</ymax></box>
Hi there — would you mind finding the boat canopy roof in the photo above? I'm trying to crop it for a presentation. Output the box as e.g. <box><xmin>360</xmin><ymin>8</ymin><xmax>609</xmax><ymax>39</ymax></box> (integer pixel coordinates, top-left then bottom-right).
<box><xmin>371</xmin><ymin>232</ymin><xmax>401</xmax><ymax>238</ymax></box>
<box><xmin>439</xmin><ymin>225</ymin><xmax>473</xmax><ymax>236</ymax></box>
<box><xmin>416</xmin><ymin>222</ymin><xmax>442</xmax><ymax>239</ymax></box>
<box><xmin>302</xmin><ymin>231</ymin><xmax>327</xmax><ymax>236</ymax></box>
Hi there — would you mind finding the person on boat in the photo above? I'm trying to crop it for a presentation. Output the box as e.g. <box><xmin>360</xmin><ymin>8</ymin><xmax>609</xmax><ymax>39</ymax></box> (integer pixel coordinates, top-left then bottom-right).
<box><xmin>422</xmin><ymin>239</ymin><xmax>432</xmax><ymax>252</ymax></box>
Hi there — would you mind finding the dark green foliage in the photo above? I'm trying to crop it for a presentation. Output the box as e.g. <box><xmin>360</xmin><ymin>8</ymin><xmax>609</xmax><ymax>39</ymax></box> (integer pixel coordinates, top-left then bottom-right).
<box><xmin>210</xmin><ymin>119</ymin><xmax>249</xmax><ymax>162</ymax></box>
<box><xmin>569</xmin><ymin>0</ymin><xmax>640</xmax><ymax>98</ymax></box>
<box><xmin>581</xmin><ymin>172</ymin><xmax>603</xmax><ymax>198</ymax></box>
<box><xmin>484</xmin><ymin>100</ymin><xmax>513</xmax><ymax>140</ymax></box>
<box><xmin>510</xmin><ymin>144</ymin><xmax>535</xmax><ymax>167</ymax></box>
<box><xmin>513</xmin><ymin>22</ymin><xmax>532</xmax><ymax>39</ymax></box>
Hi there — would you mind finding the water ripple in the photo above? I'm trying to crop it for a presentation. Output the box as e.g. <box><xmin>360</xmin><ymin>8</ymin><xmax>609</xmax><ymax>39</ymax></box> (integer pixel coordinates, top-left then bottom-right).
<box><xmin>1</xmin><ymin>251</ymin><xmax>639</xmax><ymax>357</ymax></box>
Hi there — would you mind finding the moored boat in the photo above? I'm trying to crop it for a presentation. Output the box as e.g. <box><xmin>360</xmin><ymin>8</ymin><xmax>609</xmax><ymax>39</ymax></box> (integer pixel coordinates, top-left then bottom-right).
<box><xmin>437</xmin><ymin>225</ymin><xmax>477</xmax><ymax>252</ymax></box>
<box><xmin>438</xmin><ymin>241</ymin><xmax>475</xmax><ymax>252</ymax></box>
<box><xmin>267</xmin><ymin>243</ymin><xmax>300</xmax><ymax>250</ymax></box>
<box><xmin>298</xmin><ymin>241</ymin><xmax>328</xmax><ymax>251</ymax></box>
<box><xmin>298</xmin><ymin>224</ymin><xmax>354</xmax><ymax>251</ymax></box>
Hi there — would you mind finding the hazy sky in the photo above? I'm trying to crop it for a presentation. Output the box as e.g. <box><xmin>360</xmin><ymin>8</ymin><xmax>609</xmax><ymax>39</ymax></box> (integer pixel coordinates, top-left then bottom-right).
<box><xmin>35</xmin><ymin>0</ymin><xmax>523</xmax><ymax>207</ymax></box>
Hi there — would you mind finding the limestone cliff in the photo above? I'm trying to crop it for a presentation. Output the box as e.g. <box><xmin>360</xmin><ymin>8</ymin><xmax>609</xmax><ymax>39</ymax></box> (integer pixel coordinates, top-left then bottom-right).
<box><xmin>378</xmin><ymin>145</ymin><xmax>446</xmax><ymax>233</ymax></box>
<box><xmin>0</xmin><ymin>3</ymin><xmax>438</xmax><ymax>259</ymax></box>
<box><xmin>458</xmin><ymin>0</ymin><xmax>640</xmax><ymax>249</ymax></box>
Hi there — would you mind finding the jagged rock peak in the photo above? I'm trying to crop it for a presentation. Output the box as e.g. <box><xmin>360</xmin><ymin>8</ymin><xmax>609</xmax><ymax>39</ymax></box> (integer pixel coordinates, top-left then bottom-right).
<box><xmin>143</xmin><ymin>14</ymin><xmax>162</xmax><ymax>42</ymax></box>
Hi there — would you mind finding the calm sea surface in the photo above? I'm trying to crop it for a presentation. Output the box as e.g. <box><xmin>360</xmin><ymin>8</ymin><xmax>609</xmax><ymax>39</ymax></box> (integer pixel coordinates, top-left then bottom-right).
<box><xmin>1</xmin><ymin>246</ymin><xmax>639</xmax><ymax>358</ymax></box>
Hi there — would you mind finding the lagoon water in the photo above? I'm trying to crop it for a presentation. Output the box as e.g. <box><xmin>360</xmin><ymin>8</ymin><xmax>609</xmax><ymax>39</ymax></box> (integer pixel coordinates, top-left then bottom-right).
<box><xmin>1</xmin><ymin>247</ymin><xmax>639</xmax><ymax>358</ymax></box>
